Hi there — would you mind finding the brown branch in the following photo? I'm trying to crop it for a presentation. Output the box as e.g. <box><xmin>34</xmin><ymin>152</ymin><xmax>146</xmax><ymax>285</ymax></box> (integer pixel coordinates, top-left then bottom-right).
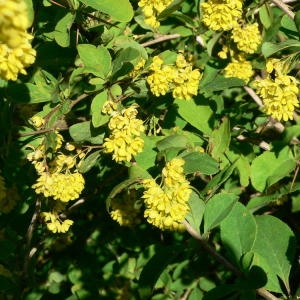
<box><xmin>271</xmin><ymin>0</ymin><xmax>295</xmax><ymax>19</ymax></box>
<box><xmin>244</xmin><ymin>86</ymin><xmax>263</xmax><ymax>107</ymax></box>
<box><xmin>23</xmin><ymin>197</ymin><xmax>42</xmax><ymax>278</ymax></box>
<box><xmin>183</xmin><ymin>220</ymin><xmax>280</xmax><ymax>300</ymax></box>
<box><xmin>141</xmin><ymin>34</ymin><xmax>181</xmax><ymax>47</ymax></box>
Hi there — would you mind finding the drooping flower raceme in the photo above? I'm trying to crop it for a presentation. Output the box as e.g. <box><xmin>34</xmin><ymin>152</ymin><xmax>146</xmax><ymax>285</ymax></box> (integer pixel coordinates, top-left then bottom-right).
<box><xmin>147</xmin><ymin>54</ymin><xmax>201</xmax><ymax>100</ymax></box>
<box><xmin>142</xmin><ymin>158</ymin><xmax>192</xmax><ymax>231</ymax></box>
<box><xmin>201</xmin><ymin>0</ymin><xmax>243</xmax><ymax>31</ymax></box>
<box><xmin>138</xmin><ymin>0</ymin><xmax>173</xmax><ymax>28</ymax></box>
<box><xmin>103</xmin><ymin>104</ymin><xmax>145</xmax><ymax>162</ymax></box>
<box><xmin>28</xmin><ymin>132</ymin><xmax>86</xmax><ymax>233</ymax></box>
<box><xmin>254</xmin><ymin>73</ymin><xmax>299</xmax><ymax>121</ymax></box>
<box><xmin>0</xmin><ymin>0</ymin><xmax>36</xmax><ymax>81</ymax></box>
<box><xmin>231</xmin><ymin>23</ymin><xmax>262</xmax><ymax>54</ymax></box>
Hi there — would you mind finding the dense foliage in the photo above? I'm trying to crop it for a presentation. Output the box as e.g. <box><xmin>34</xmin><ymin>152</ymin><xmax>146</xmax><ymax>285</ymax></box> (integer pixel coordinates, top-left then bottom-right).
<box><xmin>0</xmin><ymin>0</ymin><xmax>300</xmax><ymax>299</ymax></box>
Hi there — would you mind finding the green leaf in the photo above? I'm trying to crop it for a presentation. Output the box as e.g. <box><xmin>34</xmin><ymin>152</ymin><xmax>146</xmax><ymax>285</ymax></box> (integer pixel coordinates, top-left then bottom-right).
<box><xmin>157</xmin><ymin>0</ymin><xmax>184</xmax><ymax>19</ymax></box>
<box><xmin>250</xmin><ymin>146</ymin><xmax>296</xmax><ymax>192</ymax></box>
<box><xmin>236</xmin><ymin>155</ymin><xmax>251</xmax><ymax>187</ymax></box>
<box><xmin>77</xmin><ymin>44</ymin><xmax>111</xmax><ymax>78</ymax></box>
<box><xmin>54</xmin><ymin>12</ymin><xmax>76</xmax><ymax>47</ymax></box>
<box><xmin>69</xmin><ymin>121</ymin><xmax>105</xmax><ymax>144</ymax></box>
<box><xmin>112</xmin><ymin>47</ymin><xmax>140</xmax><ymax>79</ymax></box>
<box><xmin>185</xmin><ymin>191</ymin><xmax>205</xmax><ymax>234</ymax></box>
<box><xmin>252</xmin><ymin>215</ymin><xmax>296</xmax><ymax>293</ymax></box>
<box><xmin>259</xmin><ymin>4</ymin><xmax>272</xmax><ymax>29</ymax></box>
<box><xmin>24</xmin><ymin>0</ymin><xmax>34</xmax><ymax>26</ymax></box>
<box><xmin>295</xmin><ymin>10</ymin><xmax>300</xmax><ymax>33</ymax></box>
<box><xmin>208</xmin><ymin>117</ymin><xmax>231</xmax><ymax>160</ymax></box>
<box><xmin>78</xmin><ymin>0</ymin><xmax>133</xmax><ymax>22</ymax></box>
<box><xmin>128</xmin><ymin>164</ymin><xmax>152</xmax><ymax>180</ymax></box>
<box><xmin>201</xmin><ymin>75</ymin><xmax>245</xmax><ymax>92</ymax></box>
<box><xmin>174</xmin><ymin>97</ymin><xmax>213</xmax><ymax>135</ymax></box>
<box><xmin>261</xmin><ymin>40</ymin><xmax>300</xmax><ymax>58</ymax></box>
<box><xmin>91</xmin><ymin>91</ymin><xmax>109</xmax><ymax>128</ymax></box>
<box><xmin>281</xmin><ymin>15</ymin><xmax>298</xmax><ymax>33</ymax></box>
<box><xmin>202</xmin><ymin>161</ymin><xmax>238</xmax><ymax>196</ymax></box>
<box><xmin>156</xmin><ymin>135</ymin><xmax>189</xmax><ymax>152</ymax></box>
<box><xmin>207</xmin><ymin>32</ymin><xmax>223</xmax><ymax>57</ymax></box>
<box><xmin>203</xmin><ymin>193</ymin><xmax>238</xmax><ymax>234</ymax></box>
<box><xmin>220</xmin><ymin>203</ymin><xmax>257</xmax><ymax>264</ymax></box>
<box><xmin>135</xmin><ymin>136</ymin><xmax>162</xmax><ymax>170</ymax></box>
<box><xmin>138</xmin><ymin>246</ymin><xmax>180</xmax><ymax>298</ymax></box>
<box><xmin>78</xmin><ymin>150</ymin><xmax>101</xmax><ymax>173</ymax></box>
<box><xmin>182</xmin><ymin>152</ymin><xmax>219</xmax><ymax>175</ymax></box>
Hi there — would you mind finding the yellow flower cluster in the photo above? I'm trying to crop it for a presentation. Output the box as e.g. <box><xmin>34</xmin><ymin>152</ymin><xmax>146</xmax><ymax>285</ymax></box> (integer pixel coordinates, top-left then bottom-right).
<box><xmin>42</xmin><ymin>212</ymin><xmax>73</xmax><ymax>234</ymax></box>
<box><xmin>224</xmin><ymin>58</ymin><xmax>253</xmax><ymax>83</ymax></box>
<box><xmin>28</xmin><ymin>132</ymin><xmax>85</xmax><ymax>233</ymax></box>
<box><xmin>254</xmin><ymin>62</ymin><xmax>299</xmax><ymax>121</ymax></box>
<box><xmin>110</xmin><ymin>190</ymin><xmax>141</xmax><ymax>227</ymax></box>
<box><xmin>147</xmin><ymin>54</ymin><xmax>201</xmax><ymax>100</ymax></box>
<box><xmin>33</xmin><ymin>172</ymin><xmax>85</xmax><ymax>202</ymax></box>
<box><xmin>103</xmin><ymin>104</ymin><xmax>145</xmax><ymax>162</ymax></box>
<box><xmin>142</xmin><ymin>158</ymin><xmax>192</xmax><ymax>231</ymax></box>
<box><xmin>138</xmin><ymin>0</ymin><xmax>173</xmax><ymax>28</ymax></box>
<box><xmin>0</xmin><ymin>0</ymin><xmax>36</xmax><ymax>81</ymax></box>
<box><xmin>201</xmin><ymin>0</ymin><xmax>243</xmax><ymax>31</ymax></box>
<box><xmin>231</xmin><ymin>23</ymin><xmax>262</xmax><ymax>54</ymax></box>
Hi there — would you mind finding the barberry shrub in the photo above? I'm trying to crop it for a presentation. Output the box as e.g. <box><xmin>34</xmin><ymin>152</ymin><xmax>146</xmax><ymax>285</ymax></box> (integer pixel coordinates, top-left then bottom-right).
<box><xmin>0</xmin><ymin>0</ymin><xmax>300</xmax><ymax>299</ymax></box>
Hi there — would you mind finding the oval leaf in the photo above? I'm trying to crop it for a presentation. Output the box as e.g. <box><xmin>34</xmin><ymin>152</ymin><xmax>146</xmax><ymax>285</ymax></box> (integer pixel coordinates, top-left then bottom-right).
<box><xmin>79</xmin><ymin>0</ymin><xmax>133</xmax><ymax>22</ymax></box>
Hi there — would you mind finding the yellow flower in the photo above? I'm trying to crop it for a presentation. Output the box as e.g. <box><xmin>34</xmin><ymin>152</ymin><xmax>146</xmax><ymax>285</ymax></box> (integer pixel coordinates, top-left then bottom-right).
<box><xmin>130</xmin><ymin>58</ymin><xmax>146</xmax><ymax>77</ymax></box>
<box><xmin>0</xmin><ymin>0</ymin><xmax>29</xmax><ymax>48</ymax></box>
<box><xmin>33</xmin><ymin>172</ymin><xmax>85</xmax><ymax>202</ymax></box>
<box><xmin>147</xmin><ymin>54</ymin><xmax>201</xmax><ymax>100</ymax></box>
<box><xmin>142</xmin><ymin>158</ymin><xmax>192</xmax><ymax>231</ymax></box>
<box><xmin>0</xmin><ymin>0</ymin><xmax>36</xmax><ymax>81</ymax></box>
<box><xmin>231</xmin><ymin>23</ymin><xmax>262</xmax><ymax>54</ymax></box>
<box><xmin>254</xmin><ymin>73</ymin><xmax>299</xmax><ymax>121</ymax></box>
<box><xmin>103</xmin><ymin>105</ymin><xmax>145</xmax><ymax>162</ymax></box>
<box><xmin>0</xmin><ymin>40</ymin><xmax>36</xmax><ymax>81</ymax></box>
<box><xmin>29</xmin><ymin>115</ymin><xmax>45</xmax><ymax>129</ymax></box>
<box><xmin>138</xmin><ymin>0</ymin><xmax>173</xmax><ymax>28</ymax></box>
<box><xmin>201</xmin><ymin>0</ymin><xmax>243</xmax><ymax>31</ymax></box>
<box><xmin>224</xmin><ymin>59</ymin><xmax>253</xmax><ymax>83</ymax></box>
<box><xmin>42</xmin><ymin>212</ymin><xmax>74</xmax><ymax>233</ymax></box>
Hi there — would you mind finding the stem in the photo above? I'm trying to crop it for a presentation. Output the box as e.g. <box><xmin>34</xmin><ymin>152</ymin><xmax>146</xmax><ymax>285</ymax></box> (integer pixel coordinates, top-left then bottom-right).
<box><xmin>271</xmin><ymin>0</ymin><xmax>295</xmax><ymax>19</ymax></box>
<box><xmin>183</xmin><ymin>220</ymin><xmax>280</xmax><ymax>300</ymax></box>
<box><xmin>24</xmin><ymin>197</ymin><xmax>41</xmax><ymax>278</ymax></box>
<box><xmin>141</xmin><ymin>34</ymin><xmax>181</xmax><ymax>47</ymax></box>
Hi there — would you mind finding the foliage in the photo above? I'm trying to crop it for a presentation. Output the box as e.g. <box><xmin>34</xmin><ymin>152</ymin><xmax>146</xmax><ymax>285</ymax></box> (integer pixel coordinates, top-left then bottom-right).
<box><xmin>0</xmin><ymin>0</ymin><xmax>300</xmax><ymax>299</ymax></box>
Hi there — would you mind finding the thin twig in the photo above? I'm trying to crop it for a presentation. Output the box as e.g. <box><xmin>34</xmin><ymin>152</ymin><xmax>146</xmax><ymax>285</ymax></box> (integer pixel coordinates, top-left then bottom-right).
<box><xmin>183</xmin><ymin>220</ymin><xmax>280</xmax><ymax>300</ymax></box>
<box><xmin>183</xmin><ymin>220</ymin><xmax>242</xmax><ymax>276</ymax></box>
<box><xmin>244</xmin><ymin>86</ymin><xmax>263</xmax><ymax>107</ymax></box>
<box><xmin>24</xmin><ymin>197</ymin><xmax>41</xmax><ymax>278</ymax></box>
<box><xmin>271</xmin><ymin>0</ymin><xmax>295</xmax><ymax>19</ymax></box>
<box><xmin>19</xmin><ymin>127</ymin><xmax>68</xmax><ymax>137</ymax></box>
<box><xmin>141</xmin><ymin>34</ymin><xmax>181</xmax><ymax>47</ymax></box>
